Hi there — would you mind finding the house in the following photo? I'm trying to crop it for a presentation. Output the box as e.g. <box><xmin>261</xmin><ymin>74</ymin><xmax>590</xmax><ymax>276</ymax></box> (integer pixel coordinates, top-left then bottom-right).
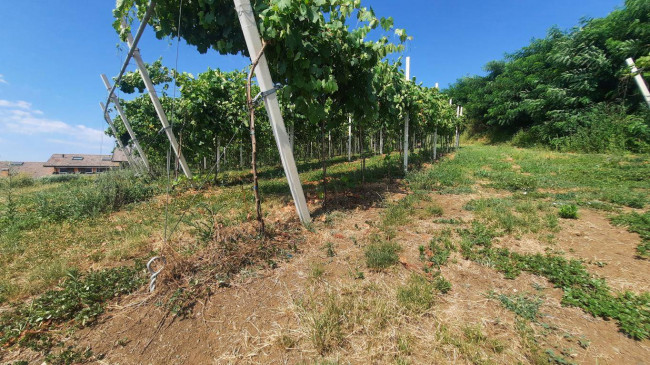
<box><xmin>0</xmin><ymin>161</ymin><xmax>54</xmax><ymax>178</ymax></box>
<box><xmin>111</xmin><ymin>149</ymin><xmax>130</xmax><ymax>166</ymax></box>
<box><xmin>43</xmin><ymin>154</ymin><xmax>120</xmax><ymax>175</ymax></box>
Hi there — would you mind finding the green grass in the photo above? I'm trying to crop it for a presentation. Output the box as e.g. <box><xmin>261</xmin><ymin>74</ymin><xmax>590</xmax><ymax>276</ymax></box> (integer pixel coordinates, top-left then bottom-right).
<box><xmin>409</xmin><ymin>144</ymin><xmax>650</xmax><ymax>209</ymax></box>
<box><xmin>0</xmin><ymin>150</ymin><xmax>416</xmax><ymax>303</ymax></box>
<box><xmin>397</xmin><ymin>274</ymin><xmax>436</xmax><ymax>313</ymax></box>
<box><xmin>365</xmin><ymin>240</ymin><xmax>400</xmax><ymax>270</ymax></box>
<box><xmin>464</xmin><ymin>197</ymin><xmax>558</xmax><ymax>237</ymax></box>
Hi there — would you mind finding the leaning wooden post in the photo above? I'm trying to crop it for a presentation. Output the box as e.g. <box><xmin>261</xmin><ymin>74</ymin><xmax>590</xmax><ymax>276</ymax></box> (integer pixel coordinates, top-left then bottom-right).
<box><xmin>403</xmin><ymin>56</ymin><xmax>411</xmax><ymax>173</ymax></box>
<box><xmin>120</xmin><ymin>20</ymin><xmax>193</xmax><ymax>179</ymax></box>
<box><xmin>99</xmin><ymin>102</ymin><xmax>141</xmax><ymax>172</ymax></box>
<box><xmin>626</xmin><ymin>58</ymin><xmax>650</xmax><ymax>108</ymax></box>
<box><xmin>100</xmin><ymin>74</ymin><xmax>151</xmax><ymax>172</ymax></box>
<box><xmin>234</xmin><ymin>0</ymin><xmax>311</xmax><ymax>224</ymax></box>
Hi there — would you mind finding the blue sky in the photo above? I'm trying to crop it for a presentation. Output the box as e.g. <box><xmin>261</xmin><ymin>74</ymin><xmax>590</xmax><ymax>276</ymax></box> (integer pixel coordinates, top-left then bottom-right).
<box><xmin>0</xmin><ymin>0</ymin><xmax>624</xmax><ymax>161</ymax></box>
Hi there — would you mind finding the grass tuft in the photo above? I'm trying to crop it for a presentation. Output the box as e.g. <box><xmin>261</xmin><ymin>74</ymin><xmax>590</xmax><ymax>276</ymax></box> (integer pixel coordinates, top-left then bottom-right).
<box><xmin>397</xmin><ymin>274</ymin><xmax>436</xmax><ymax>313</ymax></box>
<box><xmin>365</xmin><ymin>241</ymin><xmax>400</xmax><ymax>270</ymax></box>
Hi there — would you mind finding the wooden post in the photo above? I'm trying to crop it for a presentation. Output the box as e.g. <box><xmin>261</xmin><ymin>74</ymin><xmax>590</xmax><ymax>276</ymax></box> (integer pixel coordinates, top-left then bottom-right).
<box><xmin>100</xmin><ymin>74</ymin><xmax>150</xmax><ymax>172</ymax></box>
<box><xmin>121</xmin><ymin>20</ymin><xmax>192</xmax><ymax>179</ymax></box>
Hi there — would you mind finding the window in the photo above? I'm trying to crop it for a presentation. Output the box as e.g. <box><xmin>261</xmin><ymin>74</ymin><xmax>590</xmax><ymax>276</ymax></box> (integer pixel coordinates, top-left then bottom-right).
<box><xmin>102</xmin><ymin>157</ymin><xmax>112</xmax><ymax>161</ymax></box>
<box><xmin>9</xmin><ymin>162</ymin><xmax>24</xmax><ymax>166</ymax></box>
<box><xmin>72</xmin><ymin>156</ymin><xmax>84</xmax><ymax>160</ymax></box>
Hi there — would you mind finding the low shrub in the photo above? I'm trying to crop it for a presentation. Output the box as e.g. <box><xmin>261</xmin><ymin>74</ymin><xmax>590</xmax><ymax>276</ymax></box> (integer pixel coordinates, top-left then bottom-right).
<box><xmin>558</xmin><ymin>204</ymin><xmax>578</xmax><ymax>219</ymax></box>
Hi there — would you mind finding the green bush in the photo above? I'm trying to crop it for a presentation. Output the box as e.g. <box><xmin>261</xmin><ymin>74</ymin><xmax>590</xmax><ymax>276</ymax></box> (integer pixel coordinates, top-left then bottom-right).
<box><xmin>40</xmin><ymin>174</ymin><xmax>82</xmax><ymax>184</ymax></box>
<box><xmin>558</xmin><ymin>204</ymin><xmax>578</xmax><ymax>219</ymax></box>
<box><xmin>365</xmin><ymin>241</ymin><xmax>400</xmax><ymax>270</ymax></box>
<box><xmin>0</xmin><ymin>173</ymin><xmax>35</xmax><ymax>188</ymax></box>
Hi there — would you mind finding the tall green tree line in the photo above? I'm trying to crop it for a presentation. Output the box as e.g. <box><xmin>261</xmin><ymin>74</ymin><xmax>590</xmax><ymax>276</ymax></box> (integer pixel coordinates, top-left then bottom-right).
<box><xmin>448</xmin><ymin>0</ymin><xmax>650</xmax><ymax>153</ymax></box>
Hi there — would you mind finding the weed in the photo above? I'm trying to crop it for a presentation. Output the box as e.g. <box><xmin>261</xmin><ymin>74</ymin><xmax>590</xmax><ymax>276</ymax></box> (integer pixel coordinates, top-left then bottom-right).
<box><xmin>558</xmin><ymin>204</ymin><xmax>578</xmax><ymax>219</ymax></box>
<box><xmin>365</xmin><ymin>241</ymin><xmax>400</xmax><ymax>270</ymax></box>
<box><xmin>545</xmin><ymin>349</ymin><xmax>576</xmax><ymax>365</ymax></box>
<box><xmin>310</xmin><ymin>263</ymin><xmax>326</xmax><ymax>279</ymax></box>
<box><xmin>0</xmin><ymin>264</ymin><xmax>144</xmax><ymax>352</ymax></box>
<box><xmin>421</xmin><ymin>229</ymin><xmax>452</xmax><ymax>268</ymax></box>
<box><xmin>309</xmin><ymin>295</ymin><xmax>345</xmax><ymax>354</ymax></box>
<box><xmin>276</xmin><ymin>333</ymin><xmax>298</xmax><ymax>350</ymax></box>
<box><xmin>434</xmin><ymin>217</ymin><xmax>463</xmax><ymax>224</ymax></box>
<box><xmin>491</xmin><ymin>292</ymin><xmax>543</xmax><ymax>321</ymax></box>
<box><xmin>397</xmin><ymin>274</ymin><xmax>435</xmax><ymax>314</ymax></box>
<box><xmin>44</xmin><ymin>346</ymin><xmax>94</xmax><ymax>365</ymax></box>
<box><xmin>325</xmin><ymin>242</ymin><xmax>336</xmax><ymax>257</ymax></box>
<box><xmin>433</xmin><ymin>275</ymin><xmax>452</xmax><ymax>294</ymax></box>
<box><xmin>397</xmin><ymin>334</ymin><xmax>412</xmax><ymax>355</ymax></box>
<box><xmin>425</xmin><ymin>204</ymin><xmax>444</xmax><ymax>217</ymax></box>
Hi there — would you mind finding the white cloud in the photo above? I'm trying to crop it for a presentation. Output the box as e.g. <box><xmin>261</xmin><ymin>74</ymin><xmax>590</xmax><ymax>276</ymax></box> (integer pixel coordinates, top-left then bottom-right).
<box><xmin>0</xmin><ymin>74</ymin><xmax>7</xmax><ymax>84</ymax></box>
<box><xmin>0</xmin><ymin>99</ymin><xmax>109</xmax><ymax>151</ymax></box>
<box><xmin>0</xmin><ymin>99</ymin><xmax>30</xmax><ymax>109</ymax></box>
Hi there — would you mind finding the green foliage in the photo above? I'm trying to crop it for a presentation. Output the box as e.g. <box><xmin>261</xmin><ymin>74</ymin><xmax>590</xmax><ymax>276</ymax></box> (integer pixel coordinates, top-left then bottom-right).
<box><xmin>0</xmin><ymin>265</ymin><xmax>144</xmax><ymax>351</ymax></box>
<box><xmin>512</xmin><ymin>104</ymin><xmax>650</xmax><ymax>153</ymax></box>
<box><xmin>558</xmin><ymin>204</ymin><xmax>579</xmax><ymax>219</ymax></box>
<box><xmin>365</xmin><ymin>240</ymin><xmax>400</xmax><ymax>270</ymax></box>
<box><xmin>448</xmin><ymin>0</ymin><xmax>650</xmax><ymax>152</ymax></box>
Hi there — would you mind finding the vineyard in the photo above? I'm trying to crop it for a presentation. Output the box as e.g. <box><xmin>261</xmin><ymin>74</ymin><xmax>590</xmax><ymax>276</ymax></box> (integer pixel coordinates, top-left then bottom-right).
<box><xmin>1</xmin><ymin>0</ymin><xmax>649</xmax><ymax>364</ymax></box>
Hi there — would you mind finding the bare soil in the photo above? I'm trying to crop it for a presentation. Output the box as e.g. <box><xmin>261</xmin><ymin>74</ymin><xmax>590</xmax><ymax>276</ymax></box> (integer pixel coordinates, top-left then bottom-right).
<box><xmin>4</xmin><ymin>181</ymin><xmax>649</xmax><ymax>364</ymax></box>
